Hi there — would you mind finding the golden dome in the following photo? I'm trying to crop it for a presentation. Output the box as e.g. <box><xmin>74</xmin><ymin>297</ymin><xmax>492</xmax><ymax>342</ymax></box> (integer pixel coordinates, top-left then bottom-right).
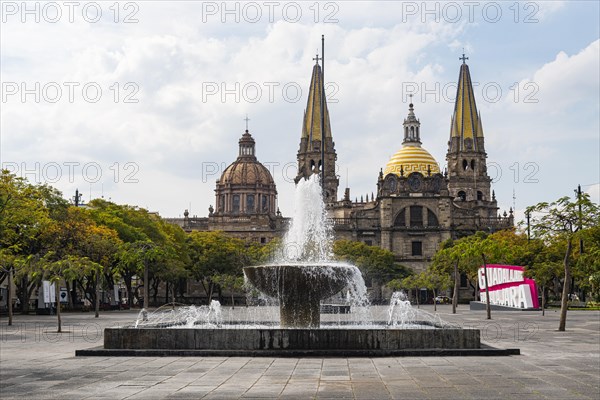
<box><xmin>384</xmin><ymin>145</ymin><xmax>440</xmax><ymax>177</ymax></box>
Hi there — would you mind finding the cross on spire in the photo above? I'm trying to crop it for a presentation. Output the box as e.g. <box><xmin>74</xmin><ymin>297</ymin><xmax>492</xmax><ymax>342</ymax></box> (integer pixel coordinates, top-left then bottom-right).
<box><xmin>244</xmin><ymin>114</ymin><xmax>250</xmax><ymax>131</ymax></box>
<box><xmin>460</xmin><ymin>50</ymin><xmax>469</xmax><ymax>64</ymax></box>
<box><xmin>313</xmin><ymin>53</ymin><xmax>320</xmax><ymax>65</ymax></box>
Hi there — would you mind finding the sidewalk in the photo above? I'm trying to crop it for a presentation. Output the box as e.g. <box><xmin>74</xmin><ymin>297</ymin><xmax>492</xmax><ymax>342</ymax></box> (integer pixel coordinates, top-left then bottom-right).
<box><xmin>1</xmin><ymin>306</ymin><xmax>598</xmax><ymax>399</ymax></box>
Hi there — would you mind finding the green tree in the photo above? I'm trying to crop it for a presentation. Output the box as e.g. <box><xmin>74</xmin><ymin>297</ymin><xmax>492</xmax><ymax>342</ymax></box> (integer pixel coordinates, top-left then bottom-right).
<box><xmin>186</xmin><ymin>231</ymin><xmax>248</xmax><ymax>304</ymax></box>
<box><xmin>430</xmin><ymin>239</ymin><xmax>461</xmax><ymax>313</ymax></box>
<box><xmin>400</xmin><ymin>274</ymin><xmax>424</xmax><ymax>308</ymax></box>
<box><xmin>422</xmin><ymin>267</ymin><xmax>452</xmax><ymax>312</ymax></box>
<box><xmin>527</xmin><ymin>194</ymin><xmax>600</xmax><ymax>331</ymax></box>
<box><xmin>212</xmin><ymin>274</ymin><xmax>245</xmax><ymax>308</ymax></box>
<box><xmin>0</xmin><ymin>171</ymin><xmax>62</xmax><ymax>317</ymax></box>
<box><xmin>572</xmin><ymin>225</ymin><xmax>600</xmax><ymax>302</ymax></box>
<box><xmin>40</xmin><ymin>255</ymin><xmax>99</xmax><ymax>332</ymax></box>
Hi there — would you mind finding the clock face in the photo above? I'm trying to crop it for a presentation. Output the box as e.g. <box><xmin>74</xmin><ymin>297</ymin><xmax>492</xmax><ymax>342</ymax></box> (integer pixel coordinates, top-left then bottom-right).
<box><xmin>408</xmin><ymin>174</ymin><xmax>422</xmax><ymax>192</ymax></box>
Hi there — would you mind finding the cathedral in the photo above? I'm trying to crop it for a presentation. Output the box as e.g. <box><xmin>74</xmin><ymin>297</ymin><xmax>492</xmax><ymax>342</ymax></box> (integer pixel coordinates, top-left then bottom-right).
<box><xmin>168</xmin><ymin>54</ymin><xmax>513</xmax><ymax>274</ymax></box>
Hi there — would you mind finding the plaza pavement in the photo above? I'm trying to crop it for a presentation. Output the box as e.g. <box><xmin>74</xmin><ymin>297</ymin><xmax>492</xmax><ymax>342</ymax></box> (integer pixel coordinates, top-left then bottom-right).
<box><xmin>0</xmin><ymin>305</ymin><xmax>598</xmax><ymax>399</ymax></box>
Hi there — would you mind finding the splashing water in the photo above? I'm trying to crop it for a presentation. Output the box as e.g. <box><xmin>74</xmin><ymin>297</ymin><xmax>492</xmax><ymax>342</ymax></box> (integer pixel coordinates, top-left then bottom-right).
<box><xmin>134</xmin><ymin>301</ymin><xmax>223</xmax><ymax>328</ymax></box>
<box><xmin>276</xmin><ymin>175</ymin><xmax>333</xmax><ymax>263</ymax></box>
<box><xmin>387</xmin><ymin>291</ymin><xmax>416</xmax><ymax>327</ymax></box>
<box><xmin>387</xmin><ymin>291</ymin><xmax>455</xmax><ymax>328</ymax></box>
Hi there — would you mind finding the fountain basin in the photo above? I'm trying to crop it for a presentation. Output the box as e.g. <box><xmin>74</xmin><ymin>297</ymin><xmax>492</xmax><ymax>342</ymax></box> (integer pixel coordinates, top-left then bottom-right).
<box><xmin>243</xmin><ymin>263</ymin><xmax>356</xmax><ymax>328</ymax></box>
<box><xmin>102</xmin><ymin>326</ymin><xmax>481</xmax><ymax>352</ymax></box>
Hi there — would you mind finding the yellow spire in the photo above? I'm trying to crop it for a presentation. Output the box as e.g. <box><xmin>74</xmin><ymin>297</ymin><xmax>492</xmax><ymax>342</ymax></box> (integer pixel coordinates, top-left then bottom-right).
<box><xmin>302</xmin><ymin>60</ymin><xmax>332</xmax><ymax>141</ymax></box>
<box><xmin>450</xmin><ymin>56</ymin><xmax>483</xmax><ymax>143</ymax></box>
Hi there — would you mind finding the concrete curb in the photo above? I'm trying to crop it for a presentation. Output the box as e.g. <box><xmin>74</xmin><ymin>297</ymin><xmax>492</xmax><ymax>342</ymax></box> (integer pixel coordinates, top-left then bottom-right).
<box><xmin>76</xmin><ymin>344</ymin><xmax>520</xmax><ymax>357</ymax></box>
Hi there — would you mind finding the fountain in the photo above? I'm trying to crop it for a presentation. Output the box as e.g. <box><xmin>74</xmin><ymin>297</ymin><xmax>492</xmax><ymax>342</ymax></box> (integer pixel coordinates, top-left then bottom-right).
<box><xmin>243</xmin><ymin>175</ymin><xmax>366</xmax><ymax>328</ymax></box>
<box><xmin>78</xmin><ymin>175</ymin><xmax>520</xmax><ymax>356</ymax></box>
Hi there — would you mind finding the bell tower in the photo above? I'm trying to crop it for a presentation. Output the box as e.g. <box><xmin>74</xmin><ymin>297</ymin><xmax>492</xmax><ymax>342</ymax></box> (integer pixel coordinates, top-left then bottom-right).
<box><xmin>295</xmin><ymin>54</ymin><xmax>339</xmax><ymax>203</ymax></box>
<box><xmin>446</xmin><ymin>54</ymin><xmax>491</xmax><ymax>203</ymax></box>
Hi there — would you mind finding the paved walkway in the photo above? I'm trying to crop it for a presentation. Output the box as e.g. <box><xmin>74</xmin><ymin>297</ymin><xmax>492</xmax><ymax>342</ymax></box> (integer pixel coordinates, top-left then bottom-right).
<box><xmin>1</xmin><ymin>306</ymin><xmax>598</xmax><ymax>399</ymax></box>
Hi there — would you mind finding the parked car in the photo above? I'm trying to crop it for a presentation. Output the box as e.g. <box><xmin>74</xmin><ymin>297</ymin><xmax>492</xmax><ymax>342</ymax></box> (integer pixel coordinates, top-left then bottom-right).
<box><xmin>435</xmin><ymin>295</ymin><xmax>451</xmax><ymax>304</ymax></box>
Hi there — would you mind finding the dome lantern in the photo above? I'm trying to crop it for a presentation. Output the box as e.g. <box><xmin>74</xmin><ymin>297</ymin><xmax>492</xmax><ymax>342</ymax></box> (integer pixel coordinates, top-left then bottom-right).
<box><xmin>384</xmin><ymin>102</ymin><xmax>440</xmax><ymax>178</ymax></box>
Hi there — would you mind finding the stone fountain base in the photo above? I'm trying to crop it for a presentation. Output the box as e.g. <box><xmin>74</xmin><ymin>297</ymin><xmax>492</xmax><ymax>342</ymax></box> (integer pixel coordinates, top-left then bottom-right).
<box><xmin>103</xmin><ymin>327</ymin><xmax>480</xmax><ymax>350</ymax></box>
<box><xmin>76</xmin><ymin>326</ymin><xmax>520</xmax><ymax>357</ymax></box>
<box><xmin>243</xmin><ymin>264</ymin><xmax>358</xmax><ymax>328</ymax></box>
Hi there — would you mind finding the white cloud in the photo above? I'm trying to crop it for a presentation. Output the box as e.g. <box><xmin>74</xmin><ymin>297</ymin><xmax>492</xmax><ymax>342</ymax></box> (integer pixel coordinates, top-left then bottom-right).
<box><xmin>1</xmin><ymin>1</ymin><xmax>597</xmax><ymax>220</ymax></box>
<box><xmin>585</xmin><ymin>183</ymin><xmax>600</xmax><ymax>205</ymax></box>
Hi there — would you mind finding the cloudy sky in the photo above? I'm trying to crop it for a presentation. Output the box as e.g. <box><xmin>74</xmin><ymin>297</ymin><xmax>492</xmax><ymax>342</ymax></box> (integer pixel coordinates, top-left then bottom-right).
<box><xmin>1</xmin><ymin>1</ymin><xmax>599</xmax><ymax>224</ymax></box>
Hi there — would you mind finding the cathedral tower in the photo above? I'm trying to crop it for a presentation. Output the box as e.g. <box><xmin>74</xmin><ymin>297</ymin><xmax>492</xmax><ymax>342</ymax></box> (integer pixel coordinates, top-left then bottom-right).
<box><xmin>295</xmin><ymin>56</ymin><xmax>339</xmax><ymax>203</ymax></box>
<box><xmin>446</xmin><ymin>55</ymin><xmax>492</xmax><ymax>203</ymax></box>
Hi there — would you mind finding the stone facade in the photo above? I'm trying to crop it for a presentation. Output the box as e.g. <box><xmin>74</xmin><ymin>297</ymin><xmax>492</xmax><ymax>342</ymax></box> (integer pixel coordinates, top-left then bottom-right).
<box><xmin>318</xmin><ymin>60</ymin><xmax>514</xmax><ymax>277</ymax></box>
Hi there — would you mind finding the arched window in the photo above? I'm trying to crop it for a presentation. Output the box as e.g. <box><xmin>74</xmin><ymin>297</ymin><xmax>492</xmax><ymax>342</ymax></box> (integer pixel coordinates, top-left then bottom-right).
<box><xmin>394</xmin><ymin>209</ymin><xmax>406</xmax><ymax>226</ymax></box>
<box><xmin>471</xmin><ymin>160</ymin><xmax>476</xmax><ymax>170</ymax></box>
<box><xmin>457</xmin><ymin>191</ymin><xmax>466</xmax><ymax>201</ymax></box>
<box><xmin>427</xmin><ymin>209</ymin><xmax>439</xmax><ymax>227</ymax></box>
<box><xmin>477</xmin><ymin>191</ymin><xmax>483</xmax><ymax>201</ymax></box>
<box><xmin>462</xmin><ymin>159</ymin><xmax>468</xmax><ymax>170</ymax></box>
<box><xmin>262</xmin><ymin>196</ymin><xmax>269</xmax><ymax>212</ymax></box>
<box><xmin>246</xmin><ymin>195</ymin><xmax>255</xmax><ymax>213</ymax></box>
<box><xmin>410</xmin><ymin>206</ymin><xmax>423</xmax><ymax>227</ymax></box>
<box><xmin>232</xmin><ymin>195</ymin><xmax>240</xmax><ymax>213</ymax></box>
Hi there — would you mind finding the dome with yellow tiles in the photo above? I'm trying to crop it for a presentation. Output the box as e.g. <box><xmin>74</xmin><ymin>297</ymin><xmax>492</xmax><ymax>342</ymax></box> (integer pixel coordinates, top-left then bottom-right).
<box><xmin>384</xmin><ymin>102</ymin><xmax>441</xmax><ymax>177</ymax></box>
<box><xmin>384</xmin><ymin>145</ymin><xmax>440</xmax><ymax>177</ymax></box>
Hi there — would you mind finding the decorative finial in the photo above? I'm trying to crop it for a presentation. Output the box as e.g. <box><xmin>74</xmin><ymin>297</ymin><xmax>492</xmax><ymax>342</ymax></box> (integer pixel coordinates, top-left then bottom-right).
<box><xmin>313</xmin><ymin>53</ymin><xmax>321</xmax><ymax>65</ymax></box>
<box><xmin>244</xmin><ymin>114</ymin><xmax>250</xmax><ymax>132</ymax></box>
<box><xmin>460</xmin><ymin>50</ymin><xmax>469</xmax><ymax>64</ymax></box>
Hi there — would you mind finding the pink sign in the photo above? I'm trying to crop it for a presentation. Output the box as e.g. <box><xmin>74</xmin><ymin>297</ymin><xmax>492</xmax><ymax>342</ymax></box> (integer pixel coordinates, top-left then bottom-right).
<box><xmin>478</xmin><ymin>264</ymin><xmax>539</xmax><ymax>309</ymax></box>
